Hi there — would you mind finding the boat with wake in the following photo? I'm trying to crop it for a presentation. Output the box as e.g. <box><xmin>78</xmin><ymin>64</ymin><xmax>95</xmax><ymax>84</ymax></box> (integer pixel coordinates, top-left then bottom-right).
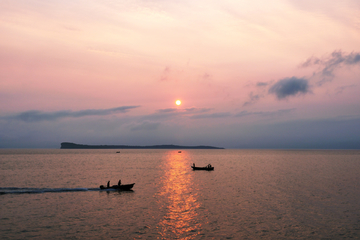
<box><xmin>100</xmin><ymin>183</ymin><xmax>135</xmax><ymax>191</ymax></box>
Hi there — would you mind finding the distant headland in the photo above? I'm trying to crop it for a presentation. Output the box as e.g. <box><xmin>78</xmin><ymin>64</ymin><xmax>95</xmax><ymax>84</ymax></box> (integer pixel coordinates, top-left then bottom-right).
<box><xmin>60</xmin><ymin>142</ymin><xmax>225</xmax><ymax>149</ymax></box>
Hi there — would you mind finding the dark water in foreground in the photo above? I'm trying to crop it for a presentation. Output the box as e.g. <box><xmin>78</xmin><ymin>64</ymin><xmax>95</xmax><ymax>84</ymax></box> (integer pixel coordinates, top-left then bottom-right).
<box><xmin>1</xmin><ymin>149</ymin><xmax>360</xmax><ymax>239</ymax></box>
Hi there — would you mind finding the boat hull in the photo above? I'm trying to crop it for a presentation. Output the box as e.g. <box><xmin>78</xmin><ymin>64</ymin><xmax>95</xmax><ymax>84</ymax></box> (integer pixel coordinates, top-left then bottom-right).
<box><xmin>191</xmin><ymin>166</ymin><xmax>214</xmax><ymax>171</ymax></box>
<box><xmin>100</xmin><ymin>183</ymin><xmax>135</xmax><ymax>190</ymax></box>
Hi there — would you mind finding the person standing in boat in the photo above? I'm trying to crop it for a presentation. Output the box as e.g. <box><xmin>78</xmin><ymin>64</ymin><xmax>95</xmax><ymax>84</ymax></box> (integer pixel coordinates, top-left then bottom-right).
<box><xmin>118</xmin><ymin>179</ymin><xmax>121</xmax><ymax>186</ymax></box>
<box><xmin>107</xmin><ymin>181</ymin><xmax>110</xmax><ymax>188</ymax></box>
<box><xmin>193</xmin><ymin>163</ymin><xmax>195</xmax><ymax>167</ymax></box>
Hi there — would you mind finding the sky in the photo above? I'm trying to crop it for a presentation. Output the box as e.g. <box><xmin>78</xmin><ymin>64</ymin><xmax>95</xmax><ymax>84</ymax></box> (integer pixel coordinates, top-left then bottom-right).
<box><xmin>1</xmin><ymin>0</ymin><xmax>360</xmax><ymax>149</ymax></box>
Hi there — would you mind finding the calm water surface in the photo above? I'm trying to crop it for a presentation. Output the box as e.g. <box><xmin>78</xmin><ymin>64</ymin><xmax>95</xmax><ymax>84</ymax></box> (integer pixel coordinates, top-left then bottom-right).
<box><xmin>1</xmin><ymin>149</ymin><xmax>360</xmax><ymax>239</ymax></box>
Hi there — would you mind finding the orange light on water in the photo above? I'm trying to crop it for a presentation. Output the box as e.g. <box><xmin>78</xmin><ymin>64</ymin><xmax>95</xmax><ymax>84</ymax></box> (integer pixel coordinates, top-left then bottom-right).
<box><xmin>158</xmin><ymin>151</ymin><xmax>201</xmax><ymax>239</ymax></box>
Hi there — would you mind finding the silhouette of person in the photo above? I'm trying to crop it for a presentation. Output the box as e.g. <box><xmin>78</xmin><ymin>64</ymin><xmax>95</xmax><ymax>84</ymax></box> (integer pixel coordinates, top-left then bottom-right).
<box><xmin>118</xmin><ymin>179</ymin><xmax>121</xmax><ymax>186</ymax></box>
<box><xmin>107</xmin><ymin>181</ymin><xmax>110</xmax><ymax>188</ymax></box>
<box><xmin>193</xmin><ymin>163</ymin><xmax>195</xmax><ymax>167</ymax></box>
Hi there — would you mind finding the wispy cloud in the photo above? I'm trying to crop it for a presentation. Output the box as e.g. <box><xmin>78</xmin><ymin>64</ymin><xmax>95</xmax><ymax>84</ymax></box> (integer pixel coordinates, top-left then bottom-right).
<box><xmin>157</xmin><ymin>108</ymin><xmax>178</xmax><ymax>113</ymax></box>
<box><xmin>256</xmin><ymin>82</ymin><xmax>269</xmax><ymax>87</ymax></box>
<box><xmin>235</xmin><ymin>108</ymin><xmax>296</xmax><ymax>117</ymax></box>
<box><xmin>6</xmin><ymin>106</ymin><xmax>140</xmax><ymax>122</ymax></box>
<box><xmin>188</xmin><ymin>108</ymin><xmax>295</xmax><ymax>119</ymax></box>
<box><xmin>183</xmin><ymin>107</ymin><xmax>212</xmax><ymax>113</ymax></box>
<box><xmin>268</xmin><ymin>77</ymin><xmax>310</xmax><ymax>99</ymax></box>
<box><xmin>242</xmin><ymin>81</ymin><xmax>272</xmax><ymax>106</ymax></box>
<box><xmin>301</xmin><ymin>50</ymin><xmax>360</xmax><ymax>85</ymax></box>
<box><xmin>160</xmin><ymin>66</ymin><xmax>171</xmax><ymax>82</ymax></box>
<box><xmin>243</xmin><ymin>50</ymin><xmax>360</xmax><ymax>106</ymax></box>
<box><xmin>190</xmin><ymin>112</ymin><xmax>231</xmax><ymax>119</ymax></box>
<box><xmin>156</xmin><ymin>107</ymin><xmax>212</xmax><ymax>114</ymax></box>
<box><xmin>335</xmin><ymin>84</ymin><xmax>357</xmax><ymax>94</ymax></box>
<box><xmin>243</xmin><ymin>92</ymin><xmax>262</xmax><ymax>106</ymax></box>
<box><xmin>139</xmin><ymin>107</ymin><xmax>212</xmax><ymax>121</ymax></box>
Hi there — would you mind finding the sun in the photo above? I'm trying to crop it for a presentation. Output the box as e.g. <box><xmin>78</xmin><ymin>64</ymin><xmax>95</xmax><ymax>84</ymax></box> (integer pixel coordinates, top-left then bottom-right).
<box><xmin>175</xmin><ymin>100</ymin><xmax>182</xmax><ymax>106</ymax></box>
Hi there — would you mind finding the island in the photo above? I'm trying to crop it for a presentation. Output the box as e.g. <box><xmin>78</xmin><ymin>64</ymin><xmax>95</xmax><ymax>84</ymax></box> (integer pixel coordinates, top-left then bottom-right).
<box><xmin>60</xmin><ymin>142</ymin><xmax>224</xmax><ymax>149</ymax></box>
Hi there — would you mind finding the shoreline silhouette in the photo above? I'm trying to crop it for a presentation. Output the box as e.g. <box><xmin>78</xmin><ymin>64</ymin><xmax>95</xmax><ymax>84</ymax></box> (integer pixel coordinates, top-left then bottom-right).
<box><xmin>60</xmin><ymin>142</ymin><xmax>225</xmax><ymax>149</ymax></box>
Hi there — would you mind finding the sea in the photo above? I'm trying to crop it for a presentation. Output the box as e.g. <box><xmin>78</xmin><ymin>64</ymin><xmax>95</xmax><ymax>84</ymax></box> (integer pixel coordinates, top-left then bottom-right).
<box><xmin>1</xmin><ymin>149</ymin><xmax>360</xmax><ymax>239</ymax></box>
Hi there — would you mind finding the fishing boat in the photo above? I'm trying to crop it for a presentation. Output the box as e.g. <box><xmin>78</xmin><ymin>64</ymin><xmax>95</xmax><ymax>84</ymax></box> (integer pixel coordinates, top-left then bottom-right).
<box><xmin>99</xmin><ymin>183</ymin><xmax>135</xmax><ymax>191</ymax></box>
<box><xmin>191</xmin><ymin>164</ymin><xmax>214</xmax><ymax>171</ymax></box>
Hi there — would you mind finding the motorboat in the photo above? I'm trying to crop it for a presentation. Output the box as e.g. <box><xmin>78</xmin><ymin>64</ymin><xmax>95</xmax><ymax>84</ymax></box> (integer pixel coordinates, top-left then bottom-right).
<box><xmin>100</xmin><ymin>183</ymin><xmax>135</xmax><ymax>190</ymax></box>
<box><xmin>191</xmin><ymin>164</ymin><xmax>214</xmax><ymax>171</ymax></box>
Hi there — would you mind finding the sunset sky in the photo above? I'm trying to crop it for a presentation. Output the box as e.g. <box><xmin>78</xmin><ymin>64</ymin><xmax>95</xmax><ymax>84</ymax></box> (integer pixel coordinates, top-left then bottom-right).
<box><xmin>1</xmin><ymin>0</ymin><xmax>360</xmax><ymax>148</ymax></box>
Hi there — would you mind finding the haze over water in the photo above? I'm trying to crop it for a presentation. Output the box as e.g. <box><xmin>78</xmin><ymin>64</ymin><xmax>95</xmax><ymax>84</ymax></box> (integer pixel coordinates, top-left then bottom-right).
<box><xmin>1</xmin><ymin>149</ymin><xmax>360</xmax><ymax>239</ymax></box>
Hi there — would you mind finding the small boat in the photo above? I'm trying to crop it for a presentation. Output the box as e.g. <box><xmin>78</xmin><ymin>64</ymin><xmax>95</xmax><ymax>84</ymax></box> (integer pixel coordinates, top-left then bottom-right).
<box><xmin>178</xmin><ymin>151</ymin><xmax>181</xmax><ymax>153</ymax></box>
<box><xmin>100</xmin><ymin>183</ymin><xmax>135</xmax><ymax>191</ymax></box>
<box><xmin>191</xmin><ymin>164</ymin><xmax>214</xmax><ymax>171</ymax></box>
<box><xmin>116</xmin><ymin>151</ymin><xmax>120</xmax><ymax>153</ymax></box>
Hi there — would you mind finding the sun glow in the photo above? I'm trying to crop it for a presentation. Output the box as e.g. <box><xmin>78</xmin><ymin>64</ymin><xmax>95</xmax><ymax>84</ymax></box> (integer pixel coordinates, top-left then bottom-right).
<box><xmin>175</xmin><ymin>100</ymin><xmax>181</xmax><ymax>106</ymax></box>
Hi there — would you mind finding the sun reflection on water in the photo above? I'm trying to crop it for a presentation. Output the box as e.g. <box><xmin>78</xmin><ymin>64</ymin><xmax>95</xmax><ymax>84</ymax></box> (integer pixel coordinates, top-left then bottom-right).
<box><xmin>157</xmin><ymin>151</ymin><xmax>201</xmax><ymax>239</ymax></box>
